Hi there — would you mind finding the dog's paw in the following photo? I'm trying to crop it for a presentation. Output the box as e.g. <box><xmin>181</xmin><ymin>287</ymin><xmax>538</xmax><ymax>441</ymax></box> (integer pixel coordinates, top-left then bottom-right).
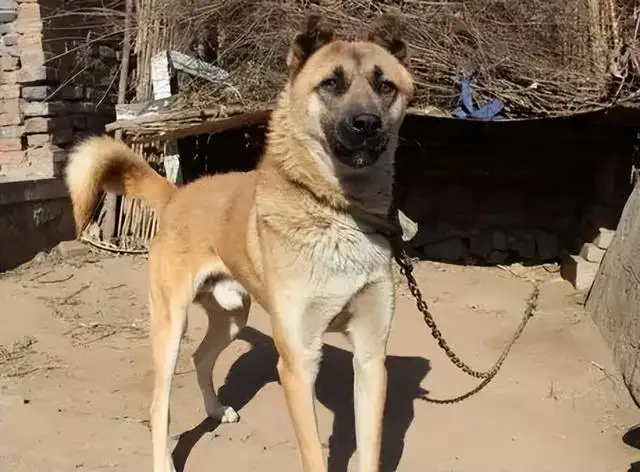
<box><xmin>210</xmin><ymin>405</ymin><xmax>240</xmax><ymax>424</ymax></box>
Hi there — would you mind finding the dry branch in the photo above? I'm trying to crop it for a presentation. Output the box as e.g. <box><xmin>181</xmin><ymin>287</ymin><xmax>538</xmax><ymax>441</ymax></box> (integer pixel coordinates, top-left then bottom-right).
<box><xmin>123</xmin><ymin>0</ymin><xmax>640</xmax><ymax>120</ymax></box>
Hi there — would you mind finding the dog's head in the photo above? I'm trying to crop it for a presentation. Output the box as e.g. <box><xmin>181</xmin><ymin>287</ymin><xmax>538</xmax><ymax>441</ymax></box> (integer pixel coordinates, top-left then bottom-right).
<box><xmin>284</xmin><ymin>13</ymin><xmax>414</xmax><ymax>171</ymax></box>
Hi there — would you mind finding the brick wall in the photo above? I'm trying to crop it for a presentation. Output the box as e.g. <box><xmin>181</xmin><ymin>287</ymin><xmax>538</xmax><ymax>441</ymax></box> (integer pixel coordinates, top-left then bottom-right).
<box><xmin>0</xmin><ymin>0</ymin><xmax>119</xmax><ymax>181</ymax></box>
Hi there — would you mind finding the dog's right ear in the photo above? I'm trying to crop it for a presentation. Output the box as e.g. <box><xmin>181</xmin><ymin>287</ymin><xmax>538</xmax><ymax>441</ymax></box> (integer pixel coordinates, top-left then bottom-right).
<box><xmin>366</xmin><ymin>12</ymin><xmax>408</xmax><ymax>64</ymax></box>
<box><xmin>287</xmin><ymin>13</ymin><xmax>335</xmax><ymax>78</ymax></box>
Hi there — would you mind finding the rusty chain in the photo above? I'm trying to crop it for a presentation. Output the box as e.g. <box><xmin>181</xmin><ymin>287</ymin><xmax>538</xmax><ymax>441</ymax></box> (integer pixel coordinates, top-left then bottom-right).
<box><xmin>390</xmin><ymin>237</ymin><xmax>540</xmax><ymax>404</ymax></box>
<box><xmin>343</xmin><ymin>204</ymin><xmax>540</xmax><ymax>403</ymax></box>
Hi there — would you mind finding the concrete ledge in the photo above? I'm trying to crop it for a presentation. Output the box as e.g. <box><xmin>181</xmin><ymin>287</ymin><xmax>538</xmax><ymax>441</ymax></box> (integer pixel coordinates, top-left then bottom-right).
<box><xmin>0</xmin><ymin>177</ymin><xmax>68</xmax><ymax>207</ymax></box>
<box><xmin>0</xmin><ymin>177</ymin><xmax>74</xmax><ymax>272</ymax></box>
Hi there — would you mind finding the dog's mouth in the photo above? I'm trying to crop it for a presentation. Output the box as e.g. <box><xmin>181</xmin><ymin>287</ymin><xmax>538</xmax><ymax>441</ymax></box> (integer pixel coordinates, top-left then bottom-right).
<box><xmin>328</xmin><ymin>129</ymin><xmax>389</xmax><ymax>169</ymax></box>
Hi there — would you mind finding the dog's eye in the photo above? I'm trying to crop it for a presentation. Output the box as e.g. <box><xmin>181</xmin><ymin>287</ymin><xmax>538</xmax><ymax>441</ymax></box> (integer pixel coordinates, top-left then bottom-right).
<box><xmin>320</xmin><ymin>78</ymin><xmax>338</xmax><ymax>91</ymax></box>
<box><xmin>378</xmin><ymin>80</ymin><xmax>397</xmax><ymax>96</ymax></box>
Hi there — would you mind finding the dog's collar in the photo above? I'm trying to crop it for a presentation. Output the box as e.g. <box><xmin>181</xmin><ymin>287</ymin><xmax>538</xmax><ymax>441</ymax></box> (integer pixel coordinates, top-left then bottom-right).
<box><xmin>286</xmin><ymin>177</ymin><xmax>401</xmax><ymax>239</ymax></box>
<box><xmin>343</xmin><ymin>204</ymin><xmax>402</xmax><ymax>239</ymax></box>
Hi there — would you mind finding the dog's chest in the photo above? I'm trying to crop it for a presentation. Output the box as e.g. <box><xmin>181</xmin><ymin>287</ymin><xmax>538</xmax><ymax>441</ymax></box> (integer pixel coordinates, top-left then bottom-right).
<box><xmin>256</xmin><ymin>189</ymin><xmax>392</xmax><ymax>296</ymax></box>
<box><xmin>290</xmin><ymin>222</ymin><xmax>391</xmax><ymax>287</ymax></box>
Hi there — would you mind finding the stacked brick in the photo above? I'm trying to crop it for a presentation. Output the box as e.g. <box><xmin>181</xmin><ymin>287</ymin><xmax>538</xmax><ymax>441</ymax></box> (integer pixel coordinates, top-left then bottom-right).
<box><xmin>0</xmin><ymin>0</ymin><xmax>117</xmax><ymax>181</ymax></box>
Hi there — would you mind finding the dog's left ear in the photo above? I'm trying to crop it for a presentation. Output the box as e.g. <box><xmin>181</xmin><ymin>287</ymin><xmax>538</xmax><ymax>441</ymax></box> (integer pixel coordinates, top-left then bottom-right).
<box><xmin>366</xmin><ymin>12</ymin><xmax>408</xmax><ymax>64</ymax></box>
<box><xmin>287</xmin><ymin>13</ymin><xmax>335</xmax><ymax>77</ymax></box>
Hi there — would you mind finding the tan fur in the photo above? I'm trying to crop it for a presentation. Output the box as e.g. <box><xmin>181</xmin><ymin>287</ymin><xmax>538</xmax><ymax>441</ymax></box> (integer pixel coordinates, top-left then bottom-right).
<box><xmin>65</xmin><ymin>13</ymin><xmax>413</xmax><ymax>472</ymax></box>
<box><xmin>65</xmin><ymin>136</ymin><xmax>176</xmax><ymax>234</ymax></box>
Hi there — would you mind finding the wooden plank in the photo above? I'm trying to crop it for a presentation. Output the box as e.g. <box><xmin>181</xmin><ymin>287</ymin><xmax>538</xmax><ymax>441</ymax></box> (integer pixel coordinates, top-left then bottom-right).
<box><xmin>114</xmin><ymin>96</ymin><xmax>180</xmax><ymax>120</ymax></box>
<box><xmin>150</xmin><ymin>50</ymin><xmax>182</xmax><ymax>184</ymax></box>
<box><xmin>586</xmin><ymin>181</ymin><xmax>640</xmax><ymax>405</ymax></box>
<box><xmin>106</xmin><ymin>102</ymin><xmax>268</xmax><ymax>132</ymax></box>
<box><xmin>125</xmin><ymin>109</ymin><xmax>271</xmax><ymax>144</ymax></box>
<box><xmin>151</xmin><ymin>50</ymin><xmax>173</xmax><ymax>100</ymax></box>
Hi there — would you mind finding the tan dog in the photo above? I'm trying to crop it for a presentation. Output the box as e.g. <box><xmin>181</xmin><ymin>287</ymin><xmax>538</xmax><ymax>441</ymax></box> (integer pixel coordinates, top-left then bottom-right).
<box><xmin>65</xmin><ymin>13</ymin><xmax>413</xmax><ymax>472</ymax></box>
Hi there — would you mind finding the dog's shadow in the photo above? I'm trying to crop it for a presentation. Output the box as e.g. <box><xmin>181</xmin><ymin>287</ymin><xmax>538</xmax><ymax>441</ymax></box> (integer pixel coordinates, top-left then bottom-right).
<box><xmin>172</xmin><ymin>326</ymin><xmax>431</xmax><ymax>472</ymax></box>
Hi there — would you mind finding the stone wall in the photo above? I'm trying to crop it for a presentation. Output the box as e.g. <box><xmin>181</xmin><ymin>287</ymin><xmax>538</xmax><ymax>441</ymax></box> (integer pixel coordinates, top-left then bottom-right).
<box><xmin>394</xmin><ymin>115</ymin><xmax>633</xmax><ymax>265</ymax></box>
<box><xmin>0</xmin><ymin>0</ymin><xmax>118</xmax><ymax>180</ymax></box>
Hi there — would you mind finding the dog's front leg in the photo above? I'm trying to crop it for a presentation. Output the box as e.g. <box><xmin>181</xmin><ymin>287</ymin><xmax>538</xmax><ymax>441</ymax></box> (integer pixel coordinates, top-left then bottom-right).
<box><xmin>345</xmin><ymin>273</ymin><xmax>395</xmax><ymax>472</ymax></box>
<box><xmin>271</xmin><ymin>301</ymin><xmax>331</xmax><ymax>472</ymax></box>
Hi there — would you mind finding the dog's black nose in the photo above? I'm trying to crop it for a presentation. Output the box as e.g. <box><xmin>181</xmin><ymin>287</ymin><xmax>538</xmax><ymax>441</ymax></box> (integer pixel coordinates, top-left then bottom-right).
<box><xmin>351</xmin><ymin>113</ymin><xmax>382</xmax><ymax>136</ymax></box>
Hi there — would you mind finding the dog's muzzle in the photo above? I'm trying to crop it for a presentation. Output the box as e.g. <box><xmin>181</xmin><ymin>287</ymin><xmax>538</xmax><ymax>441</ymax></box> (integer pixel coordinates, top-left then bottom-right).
<box><xmin>330</xmin><ymin>113</ymin><xmax>389</xmax><ymax>169</ymax></box>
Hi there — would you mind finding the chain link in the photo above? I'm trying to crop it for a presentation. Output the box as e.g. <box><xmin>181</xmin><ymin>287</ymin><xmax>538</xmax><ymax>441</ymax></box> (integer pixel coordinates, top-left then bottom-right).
<box><xmin>390</xmin><ymin>237</ymin><xmax>539</xmax><ymax>404</ymax></box>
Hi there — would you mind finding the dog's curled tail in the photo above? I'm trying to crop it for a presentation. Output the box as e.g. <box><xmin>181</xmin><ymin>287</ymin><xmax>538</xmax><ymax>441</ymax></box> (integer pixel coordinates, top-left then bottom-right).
<box><xmin>65</xmin><ymin>135</ymin><xmax>177</xmax><ymax>236</ymax></box>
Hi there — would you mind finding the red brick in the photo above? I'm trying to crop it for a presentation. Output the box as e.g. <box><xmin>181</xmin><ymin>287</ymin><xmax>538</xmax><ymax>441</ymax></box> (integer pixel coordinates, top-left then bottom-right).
<box><xmin>1</xmin><ymin>56</ymin><xmax>20</xmax><ymax>71</ymax></box>
<box><xmin>0</xmin><ymin>10</ymin><xmax>17</xmax><ymax>23</ymax></box>
<box><xmin>16</xmin><ymin>33</ymin><xmax>42</xmax><ymax>51</ymax></box>
<box><xmin>24</xmin><ymin>117</ymin><xmax>55</xmax><ymax>133</ymax></box>
<box><xmin>0</xmin><ymin>21</ymin><xmax>15</xmax><ymax>35</ymax></box>
<box><xmin>0</xmin><ymin>150</ymin><xmax>25</xmax><ymax>166</ymax></box>
<box><xmin>15</xmin><ymin>3</ymin><xmax>42</xmax><ymax>34</ymax></box>
<box><xmin>18</xmin><ymin>40</ymin><xmax>49</xmax><ymax>67</ymax></box>
<box><xmin>0</xmin><ymin>125</ymin><xmax>23</xmax><ymax>138</ymax></box>
<box><xmin>0</xmin><ymin>99</ymin><xmax>23</xmax><ymax>126</ymax></box>
<box><xmin>22</xmin><ymin>101</ymin><xmax>65</xmax><ymax>117</ymax></box>
<box><xmin>21</xmin><ymin>85</ymin><xmax>50</xmax><ymax>100</ymax></box>
<box><xmin>3</xmin><ymin>33</ymin><xmax>18</xmax><ymax>47</ymax></box>
<box><xmin>0</xmin><ymin>156</ymin><xmax>53</xmax><ymax>180</ymax></box>
<box><xmin>0</xmin><ymin>85</ymin><xmax>20</xmax><ymax>99</ymax></box>
<box><xmin>0</xmin><ymin>138</ymin><xmax>22</xmax><ymax>151</ymax></box>
<box><xmin>17</xmin><ymin>3</ymin><xmax>41</xmax><ymax>19</ymax></box>
<box><xmin>0</xmin><ymin>70</ymin><xmax>19</xmax><ymax>85</ymax></box>
<box><xmin>19</xmin><ymin>65</ymin><xmax>56</xmax><ymax>83</ymax></box>
<box><xmin>1</xmin><ymin>45</ymin><xmax>19</xmax><ymax>57</ymax></box>
<box><xmin>26</xmin><ymin>132</ymin><xmax>49</xmax><ymax>147</ymax></box>
<box><xmin>26</xmin><ymin>144</ymin><xmax>64</xmax><ymax>163</ymax></box>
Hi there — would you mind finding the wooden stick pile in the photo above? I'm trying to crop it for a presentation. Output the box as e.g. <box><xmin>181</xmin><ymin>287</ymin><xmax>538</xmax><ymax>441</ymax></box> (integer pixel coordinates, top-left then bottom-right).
<box><xmin>151</xmin><ymin>0</ymin><xmax>639</xmax><ymax>118</ymax></box>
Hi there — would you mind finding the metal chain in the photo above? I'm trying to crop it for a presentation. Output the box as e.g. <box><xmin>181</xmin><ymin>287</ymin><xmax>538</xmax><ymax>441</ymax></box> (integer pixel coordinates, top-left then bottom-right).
<box><xmin>390</xmin><ymin>237</ymin><xmax>539</xmax><ymax>404</ymax></box>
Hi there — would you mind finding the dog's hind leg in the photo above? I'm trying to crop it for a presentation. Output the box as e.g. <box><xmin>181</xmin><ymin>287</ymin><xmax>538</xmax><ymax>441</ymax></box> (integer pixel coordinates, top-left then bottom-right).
<box><xmin>193</xmin><ymin>283</ymin><xmax>250</xmax><ymax>422</ymax></box>
<box><xmin>149</xmin><ymin>286</ymin><xmax>189</xmax><ymax>472</ymax></box>
<box><xmin>344</xmin><ymin>273</ymin><xmax>395</xmax><ymax>472</ymax></box>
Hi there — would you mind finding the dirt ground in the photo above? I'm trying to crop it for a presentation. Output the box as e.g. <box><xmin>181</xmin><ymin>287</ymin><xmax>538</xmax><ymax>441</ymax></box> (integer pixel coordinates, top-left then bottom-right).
<box><xmin>0</xmin><ymin>247</ymin><xmax>638</xmax><ymax>472</ymax></box>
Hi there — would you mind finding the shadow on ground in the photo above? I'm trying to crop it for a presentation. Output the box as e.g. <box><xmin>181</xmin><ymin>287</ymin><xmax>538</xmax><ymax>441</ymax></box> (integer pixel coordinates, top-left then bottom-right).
<box><xmin>172</xmin><ymin>326</ymin><xmax>431</xmax><ymax>472</ymax></box>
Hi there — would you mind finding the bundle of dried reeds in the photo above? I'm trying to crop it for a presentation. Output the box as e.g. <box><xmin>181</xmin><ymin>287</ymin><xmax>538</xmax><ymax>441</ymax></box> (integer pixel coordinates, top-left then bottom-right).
<box><xmin>154</xmin><ymin>0</ymin><xmax>640</xmax><ymax>118</ymax></box>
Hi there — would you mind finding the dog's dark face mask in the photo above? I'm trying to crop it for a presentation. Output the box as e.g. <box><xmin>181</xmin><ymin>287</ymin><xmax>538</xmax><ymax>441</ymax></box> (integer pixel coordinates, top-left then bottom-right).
<box><xmin>316</xmin><ymin>63</ymin><xmax>398</xmax><ymax>169</ymax></box>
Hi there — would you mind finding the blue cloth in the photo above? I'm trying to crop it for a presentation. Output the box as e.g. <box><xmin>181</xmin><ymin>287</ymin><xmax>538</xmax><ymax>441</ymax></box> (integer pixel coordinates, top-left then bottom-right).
<box><xmin>452</xmin><ymin>77</ymin><xmax>504</xmax><ymax>121</ymax></box>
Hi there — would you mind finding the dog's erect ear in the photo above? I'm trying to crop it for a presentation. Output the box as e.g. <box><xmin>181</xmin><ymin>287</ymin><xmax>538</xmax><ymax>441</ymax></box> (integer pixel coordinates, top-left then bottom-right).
<box><xmin>287</xmin><ymin>13</ymin><xmax>335</xmax><ymax>77</ymax></box>
<box><xmin>366</xmin><ymin>12</ymin><xmax>408</xmax><ymax>63</ymax></box>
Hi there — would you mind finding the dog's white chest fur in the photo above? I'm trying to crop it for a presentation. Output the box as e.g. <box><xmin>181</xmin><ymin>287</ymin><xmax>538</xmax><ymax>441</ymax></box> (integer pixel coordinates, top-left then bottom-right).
<box><xmin>289</xmin><ymin>218</ymin><xmax>392</xmax><ymax>297</ymax></box>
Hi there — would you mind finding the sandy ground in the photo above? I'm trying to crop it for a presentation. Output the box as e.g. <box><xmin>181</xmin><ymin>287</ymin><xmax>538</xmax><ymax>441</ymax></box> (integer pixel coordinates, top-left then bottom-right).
<box><xmin>0</xmin><ymin>247</ymin><xmax>638</xmax><ymax>472</ymax></box>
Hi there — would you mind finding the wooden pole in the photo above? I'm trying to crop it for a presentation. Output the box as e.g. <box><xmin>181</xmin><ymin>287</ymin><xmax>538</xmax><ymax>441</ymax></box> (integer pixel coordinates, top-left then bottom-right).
<box><xmin>100</xmin><ymin>0</ymin><xmax>133</xmax><ymax>241</ymax></box>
